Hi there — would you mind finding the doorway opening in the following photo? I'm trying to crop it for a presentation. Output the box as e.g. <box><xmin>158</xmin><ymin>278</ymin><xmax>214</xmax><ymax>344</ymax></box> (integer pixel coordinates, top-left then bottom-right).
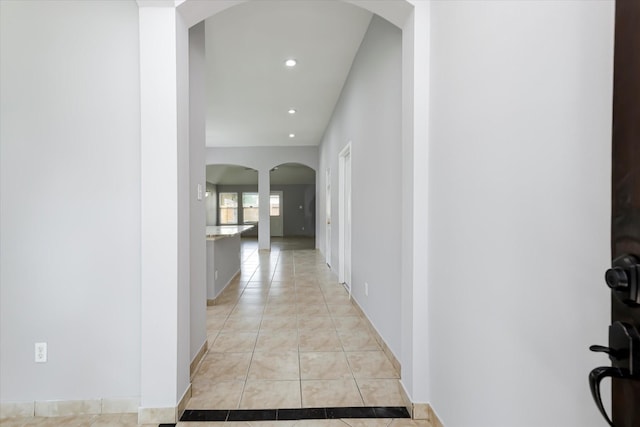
<box><xmin>270</xmin><ymin>162</ymin><xmax>316</xmax><ymax>251</ymax></box>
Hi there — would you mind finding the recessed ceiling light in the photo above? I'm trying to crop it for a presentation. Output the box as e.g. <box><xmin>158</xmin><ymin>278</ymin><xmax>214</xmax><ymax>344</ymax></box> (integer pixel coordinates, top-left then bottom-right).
<box><xmin>289</xmin><ymin>133</ymin><xmax>295</xmax><ymax>138</ymax></box>
<box><xmin>288</xmin><ymin>109</ymin><xmax>296</xmax><ymax>114</ymax></box>
<box><xmin>285</xmin><ymin>59</ymin><xmax>297</xmax><ymax>67</ymax></box>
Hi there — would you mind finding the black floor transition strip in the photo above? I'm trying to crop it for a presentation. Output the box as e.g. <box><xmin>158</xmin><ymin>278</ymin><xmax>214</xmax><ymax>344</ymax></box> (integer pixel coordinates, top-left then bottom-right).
<box><xmin>168</xmin><ymin>406</ymin><xmax>410</xmax><ymax>424</ymax></box>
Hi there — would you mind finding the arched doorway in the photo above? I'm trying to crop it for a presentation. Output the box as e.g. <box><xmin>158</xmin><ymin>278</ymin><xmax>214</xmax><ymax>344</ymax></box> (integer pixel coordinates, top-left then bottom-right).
<box><xmin>137</xmin><ymin>1</ymin><xmax>429</xmax><ymax>422</ymax></box>
<box><xmin>269</xmin><ymin>163</ymin><xmax>316</xmax><ymax>251</ymax></box>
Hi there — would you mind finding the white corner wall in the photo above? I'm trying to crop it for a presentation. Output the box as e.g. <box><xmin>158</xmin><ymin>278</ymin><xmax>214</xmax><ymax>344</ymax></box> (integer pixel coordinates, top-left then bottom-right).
<box><xmin>427</xmin><ymin>1</ymin><xmax>614</xmax><ymax>426</ymax></box>
<box><xmin>189</xmin><ymin>21</ymin><xmax>208</xmax><ymax>368</ymax></box>
<box><xmin>318</xmin><ymin>15</ymin><xmax>403</xmax><ymax>358</ymax></box>
<box><xmin>0</xmin><ymin>0</ymin><xmax>141</xmax><ymax>402</ymax></box>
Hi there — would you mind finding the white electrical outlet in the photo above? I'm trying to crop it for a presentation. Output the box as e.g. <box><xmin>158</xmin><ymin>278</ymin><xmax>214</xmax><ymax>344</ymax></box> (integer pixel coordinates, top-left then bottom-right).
<box><xmin>365</xmin><ymin>282</ymin><xmax>369</xmax><ymax>296</ymax></box>
<box><xmin>35</xmin><ymin>342</ymin><xmax>47</xmax><ymax>363</ymax></box>
<box><xmin>197</xmin><ymin>184</ymin><xmax>203</xmax><ymax>201</ymax></box>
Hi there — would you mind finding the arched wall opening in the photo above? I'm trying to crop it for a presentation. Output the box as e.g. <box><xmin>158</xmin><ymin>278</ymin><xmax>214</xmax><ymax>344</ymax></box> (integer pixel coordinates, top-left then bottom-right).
<box><xmin>137</xmin><ymin>1</ymin><xmax>430</xmax><ymax>422</ymax></box>
<box><xmin>270</xmin><ymin>163</ymin><xmax>317</xmax><ymax>250</ymax></box>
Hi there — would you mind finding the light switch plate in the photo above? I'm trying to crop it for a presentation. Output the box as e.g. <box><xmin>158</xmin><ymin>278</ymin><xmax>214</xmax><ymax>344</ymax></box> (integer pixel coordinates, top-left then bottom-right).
<box><xmin>35</xmin><ymin>342</ymin><xmax>47</xmax><ymax>363</ymax></box>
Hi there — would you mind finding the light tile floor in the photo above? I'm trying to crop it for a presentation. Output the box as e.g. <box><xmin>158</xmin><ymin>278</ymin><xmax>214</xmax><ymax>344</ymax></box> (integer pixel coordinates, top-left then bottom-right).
<box><xmin>190</xmin><ymin>240</ymin><xmax>406</xmax><ymax>411</ymax></box>
<box><xmin>0</xmin><ymin>415</ymin><xmax>431</xmax><ymax>427</ymax></box>
<box><xmin>0</xmin><ymin>239</ymin><xmax>430</xmax><ymax>427</ymax></box>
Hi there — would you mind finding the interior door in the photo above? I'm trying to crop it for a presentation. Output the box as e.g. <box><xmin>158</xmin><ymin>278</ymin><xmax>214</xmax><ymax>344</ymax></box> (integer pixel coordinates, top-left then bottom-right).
<box><xmin>589</xmin><ymin>2</ymin><xmax>640</xmax><ymax>426</ymax></box>
<box><xmin>270</xmin><ymin>191</ymin><xmax>283</xmax><ymax>237</ymax></box>
<box><xmin>610</xmin><ymin>1</ymin><xmax>640</xmax><ymax>425</ymax></box>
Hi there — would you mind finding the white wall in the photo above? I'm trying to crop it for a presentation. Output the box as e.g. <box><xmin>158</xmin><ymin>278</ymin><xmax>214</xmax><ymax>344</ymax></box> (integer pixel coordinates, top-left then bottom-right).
<box><xmin>0</xmin><ymin>0</ymin><xmax>141</xmax><ymax>402</ymax></box>
<box><xmin>189</xmin><ymin>22</ymin><xmax>208</xmax><ymax>369</ymax></box>
<box><xmin>427</xmin><ymin>1</ymin><xmax>614</xmax><ymax>426</ymax></box>
<box><xmin>176</xmin><ymin>9</ymin><xmax>192</xmax><ymax>405</ymax></box>
<box><xmin>318</xmin><ymin>15</ymin><xmax>403</xmax><ymax>358</ymax></box>
<box><xmin>207</xmin><ymin>146</ymin><xmax>318</xmax><ymax>173</ymax></box>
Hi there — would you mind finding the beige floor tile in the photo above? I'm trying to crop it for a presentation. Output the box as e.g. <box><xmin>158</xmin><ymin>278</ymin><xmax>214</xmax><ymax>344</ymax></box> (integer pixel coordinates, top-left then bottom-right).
<box><xmin>207</xmin><ymin>331</ymin><xmax>221</xmax><ymax>344</ymax></box>
<box><xmin>177</xmin><ymin>423</ymin><xmax>251</xmax><ymax>426</ymax></box>
<box><xmin>240</xmin><ymin>380</ymin><xmax>301</xmax><ymax>409</ymax></box>
<box><xmin>260</xmin><ymin>315</ymin><xmax>298</xmax><ymax>331</ymax></box>
<box><xmin>294</xmin><ymin>421</ymin><xmax>350</xmax><ymax>427</ymax></box>
<box><xmin>211</xmin><ymin>332</ymin><xmax>258</xmax><ymax>353</ymax></box>
<box><xmin>355</xmin><ymin>379</ymin><xmax>405</xmax><ymax>406</ymax></box>
<box><xmin>387</xmin><ymin>421</ymin><xmax>432</xmax><ymax>427</ymax></box>
<box><xmin>232</xmin><ymin>304</ymin><xmax>267</xmax><ymax>316</ymax></box>
<box><xmin>207</xmin><ymin>304</ymin><xmax>234</xmax><ymax>316</ymax></box>
<box><xmin>267</xmin><ymin>295</ymin><xmax>298</xmax><ymax>306</ymax></box>
<box><xmin>297</xmin><ymin>290</ymin><xmax>325</xmax><ymax>301</ymax></box>
<box><xmin>341</xmin><ymin>419</ymin><xmax>392</xmax><ymax>427</ymax></box>
<box><xmin>0</xmin><ymin>418</ymin><xmax>26</xmax><ymax>427</ymax></box>
<box><xmin>300</xmin><ymin>379</ymin><xmax>364</xmax><ymax>407</ymax></box>
<box><xmin>237</xmin><ymin>297</ymin><xmax>270</xmax><ymax>307</ymax></box>
<box><xmin>248</xmin><ymin>351</ymin><xmax>300</xmax><ymax>380</ymax></box>
<box><xmin>207</xmin><ymin>315</ymin><xmax>229</xmax><ymax>330</ymax></box>
<box><xmin>198</xmin><ymin>352</ymin><xmax>252</xmax><ymax>381</ymax></box>
<box><xmin>268</xmin><ymin>287</ymin><xmax>295</xmax><ymax>296</ymax></box>
<box><xmin>188</xmin><ymin>380</ymin><xmax>244</xmax><ymax>409</ymax></box>
<box><xmin>297</xmin><ymin>304</ymin><xmax>330</xmax><ymax>316</ymax></box>
<box><xmin>322</xmin><ymin>295</ymin><xmax>349</xmax><ymax>304</ymax></box>
<box><xmin>298</xmin><ymin>330</ymin><xmax>343</xmax><ymax>352</ymax></box>
<box><xmin>243</xmin><ymin>288</ymin><xmax>270</xmax><ymax>296</ymax></box>
<box><xmin>248</xmin><ymin>421</ymin><xmax>297</xmax><ymax>427</ymax></box>
<box><xmin>346</xmin><ymin>352</ymin><xmax>399</xmax><ymax>379</ymax></box>
<box><xmin>223</xmin><ymin>316</ymin><xmax>263</xmax><ymax>332</ymax></box>
<box><xmin>332</xmin><ymin>316</ymin><xmax>368</xmax><ymax>332</ymax></box>
<box><xmin>337</xmin><ymin>330</ymin><xmax>380</xmax><ymax>351</ymax></box>
<box><xmin>255</xmin><ymin>330</ymin><xmax>299</xmax><ymax>352</ymax></box>
<box><xmin>297</xmin><ymin>295</ymin><xmax>326</xmax><ymax>306</ymax></box>
<box><xmin>327</xmin><ymin>303</ymin><xmax>359</xmax><ymax>317</ymax></box>
<box><xmin>299</xmin><ymin>352</ymin><xmax>352</xmax><ymax>380</ymax></box>
<box><xmin>264</xmin><ymin>304</ymin><xmax>298</xmax><ymax>316</ymax></box>
<box><xmin>90</xmin><ymin>413</ymin><xmax>141</xmax><ymax>426</ymax></box>
<box><xmin>297</xmin><ymin>315</ymin><xmax>335</xmax><ymax>331</ymax></box>
<box><xmin>4</xmin><ymin>415</ymin><xmax>98</xmax><ymax>427</ymax></box>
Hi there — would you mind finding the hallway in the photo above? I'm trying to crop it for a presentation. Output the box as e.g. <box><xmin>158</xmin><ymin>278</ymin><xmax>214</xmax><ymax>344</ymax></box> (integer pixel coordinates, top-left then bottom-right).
<box><xmin>181</xmin><ymin>239</ymin><xmax>428</xmax><ymax>425</ymax></box>
<box><xmin>193</xmin><ymin>239</ymin><xmax>399</xmax><ymax>409</ymax></box>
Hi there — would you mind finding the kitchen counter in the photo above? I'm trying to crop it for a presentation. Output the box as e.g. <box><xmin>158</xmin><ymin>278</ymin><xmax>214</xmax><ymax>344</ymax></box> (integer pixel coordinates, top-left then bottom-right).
<box><xmin>206</xmin><ymin>225</ymin><xmax>254</xmax><ymax>301</ymax></box>
<box><xmin>206</xmin><ymin>225</ymin><xmax>254</xmax><ymax>240</ymax></box>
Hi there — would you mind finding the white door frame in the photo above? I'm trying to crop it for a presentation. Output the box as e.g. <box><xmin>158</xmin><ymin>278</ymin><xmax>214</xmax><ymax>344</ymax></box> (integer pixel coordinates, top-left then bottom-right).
<box><xmin>338</xmin><ymin>142</ymin><xmax>352</xmax><ymax>296</ymax></box>
<box><xmin>325</xmin><ymin>167</ymin><xmax>332</xmax><ymax>266</ymax></box>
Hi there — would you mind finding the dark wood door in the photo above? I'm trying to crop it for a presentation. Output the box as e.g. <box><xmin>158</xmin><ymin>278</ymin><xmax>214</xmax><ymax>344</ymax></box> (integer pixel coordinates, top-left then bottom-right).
<box><xmin>611</xmin><ymin>0</ymin><xmax>640</xmax><ymax>426</ymax></box>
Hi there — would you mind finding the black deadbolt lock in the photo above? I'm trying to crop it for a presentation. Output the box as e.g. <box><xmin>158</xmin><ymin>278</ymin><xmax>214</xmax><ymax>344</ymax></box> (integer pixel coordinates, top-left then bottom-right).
<box><xmin>605</xmin><ymin>254</ymin><xmax>640</xmax><ymax>306</ymax></box>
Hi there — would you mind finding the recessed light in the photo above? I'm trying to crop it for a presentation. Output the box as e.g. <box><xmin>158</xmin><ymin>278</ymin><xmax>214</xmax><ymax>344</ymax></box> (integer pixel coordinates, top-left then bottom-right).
<box><xmin>285</xmin><ymin>59</ymin><xmax>297</xmax><ymax>67</ymax></box>
<box><xmin>289</xmin><ymin>133</ymin><xmax>295</xmax><ymax>138</ymax></box>
<box><xmin>288</xmin><ymin>109</ymin><xmax>296</xmax><ymax>114</ymax></box>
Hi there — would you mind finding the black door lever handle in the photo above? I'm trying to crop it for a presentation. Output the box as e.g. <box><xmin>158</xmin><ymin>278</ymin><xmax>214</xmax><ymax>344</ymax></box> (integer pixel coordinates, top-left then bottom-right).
<box><xmin>589</xmin><ymin>345</ymin><xmax>612</xmax><ymax>354</ymax></box>
<box><xmin>589</xmin><ymin>345</ymin><xmax>619</xmax><ymax>358</ymax></box>
<box><xmin>589</xmin><ymin>366</ymin><xmax>626</xmax><ymax>427</ymax></box>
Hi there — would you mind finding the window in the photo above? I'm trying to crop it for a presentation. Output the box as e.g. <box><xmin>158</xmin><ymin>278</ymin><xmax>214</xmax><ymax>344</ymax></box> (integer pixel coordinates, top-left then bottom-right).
<box><xmin>270</xmin><ymin>194</ymin><xmax>281</xmax><ymax>216</ymax></box>
<box><xmin>219</xmin><ymin>192</ymin><xmax>238</xmax><ymax>224</ymax></box>
<box><xmin>242</xmin><ymin>192</ymin><xmax>259</xmax><ymax>223</ymax></box>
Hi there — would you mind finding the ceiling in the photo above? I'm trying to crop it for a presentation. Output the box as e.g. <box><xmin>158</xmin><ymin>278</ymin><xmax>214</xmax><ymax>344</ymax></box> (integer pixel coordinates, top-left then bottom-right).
<box><xmin>205</xmin><ymin>1</ymin><xmax>373</xmax><ymax>148</ymax></box>
<box><xmin>207</xmin><ymin>163</ymin><xmax>316</xmax><ymax>185</ymax></box>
